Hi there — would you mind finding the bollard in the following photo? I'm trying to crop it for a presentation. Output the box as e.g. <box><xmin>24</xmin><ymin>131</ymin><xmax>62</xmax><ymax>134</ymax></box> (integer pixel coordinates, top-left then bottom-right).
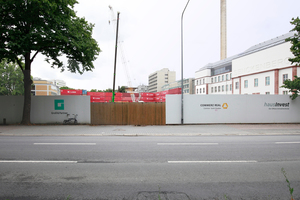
<box><xmin>3</xmin><ymin>118</ymin><xmax>6</xmax><ymax>125</ymax></box>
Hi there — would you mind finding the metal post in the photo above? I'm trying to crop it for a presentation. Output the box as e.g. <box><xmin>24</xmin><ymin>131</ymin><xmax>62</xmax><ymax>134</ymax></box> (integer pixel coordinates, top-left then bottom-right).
<box><xmin>181</xmin><ymin>0</ymin><xmax>190</xmax><ymax>124</ymax></box>
<box><xmin>112</xmin><ymin>12</ymin><xmax>120</xmax><ymax>103</ymax></box>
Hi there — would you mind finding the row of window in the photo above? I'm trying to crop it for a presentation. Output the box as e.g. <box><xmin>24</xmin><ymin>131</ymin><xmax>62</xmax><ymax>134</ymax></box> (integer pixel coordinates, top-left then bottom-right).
<box><xmin>211</xmin><ymin>73</ymin><xmax>232</xmax><ymax>83</ymax></box>
<box><xmin>196</xmin><ymin>73</ymin><xmax>232</xmax><ymax>86</ymax></box>
<box><xmin>235</xmin><ymin>74</ymin><xmax>289</xmax><ymax>89</ymax></box>
<box><xmin>196</xmin><ymin>88</ymin><xmax>206</xmax><ymax>94</ymax></box>
<box><xmin>195</xmin><ymin>78</ymin><xmax>205</xmax><ymax>85</ymax></box>
<box><xmin>211</xmin><ymin>84</ymin><xmax>232</xmax><ymax>93</ymax></box>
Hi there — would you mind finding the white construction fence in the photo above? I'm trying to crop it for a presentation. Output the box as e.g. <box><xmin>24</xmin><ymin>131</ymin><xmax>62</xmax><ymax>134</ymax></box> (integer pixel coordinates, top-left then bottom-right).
<box><xmin>0</xmin><ymin>96</ymin><xmax>90</xmax><ymax>124</ymax></box>
<box><xmin>166</xmin><ymin>95</ymin><xmax>300</xmax><ymax>124</ymax></box>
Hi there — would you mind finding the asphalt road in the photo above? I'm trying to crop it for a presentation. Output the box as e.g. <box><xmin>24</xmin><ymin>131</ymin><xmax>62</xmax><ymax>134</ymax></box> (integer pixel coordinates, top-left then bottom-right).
<box><xmin>0</xmin><ymin>134</ymin><xmax>300</xmax><ymax>200</ymax></box>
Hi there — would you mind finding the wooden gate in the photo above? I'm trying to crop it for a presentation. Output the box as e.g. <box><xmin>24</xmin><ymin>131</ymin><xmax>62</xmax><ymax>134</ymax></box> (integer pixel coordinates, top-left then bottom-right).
<box><xmin>91</xmin><ymin>102</ymin><xmax>165</xmax><ymax>125</ymax></box>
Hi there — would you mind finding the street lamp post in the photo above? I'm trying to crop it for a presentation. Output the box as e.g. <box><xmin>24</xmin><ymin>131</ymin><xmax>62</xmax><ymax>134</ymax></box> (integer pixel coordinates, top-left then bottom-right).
<box><xmin>181</xmin><ymin>0</ymin><xmax>190</xmax><ymax>124</ymax></box>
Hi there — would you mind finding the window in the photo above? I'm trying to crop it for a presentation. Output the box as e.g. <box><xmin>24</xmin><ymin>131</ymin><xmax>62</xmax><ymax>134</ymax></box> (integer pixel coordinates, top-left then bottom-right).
<box><xmin>197</xmin><ymin>89</ymin><xmax>198</xmax><ymax>94</ymax></box>
<box><xmin>230</xmin><ymin>84</ymin><xmax>232</xmax><ymax>91</ymax></box>
<box><xmin>283</xmin><ymin>91</ymin><xmax>288</xmax><ymax>95</ymax></box>
<box><xmin>203</xmin><ymin>88</ymin><xmax>205</xmax><ymax>94</ymax></box>
<box><xmin>218</xmin><ymin>76</ymin><xmax>221</xmax><ymax>82</ymax></box>
<box><xmin>215</xmin><ymin>77</ymin><xmax>217</xmax><ymax>83</ymax></box>
<box><xmin>211</xmin><ymin>87</ymin><xmax>213</xmax><ymax>93</ymax></box>
<box><xmin>203</xmin><ymin>79</ymin><xmax>205</xmax><ymax>84</ymax></box>
<box><xmin>222</xmin><ymin>85</ymin><xmax>224</xmax><ymax>92</ymax></box>
<box><xmin>226</xmin><ymin>85</ymin><xmax>228</xmax><ymax>91</ymax></box>
<box><xmin>254</xmin><ymin>78</ymin><xmax>258</xmax><ymax>87</ymax></box>
<box><xmin>218</xmin><ymin>86</ymin><xmax>220</xmax><ymax>92</ymax></box>
<box><xmin>266</xmin><ymin>92</ymin><xmax>270</xmax><ymax>95</ymax></box>
<box><xmin>200</xmin><ymin>88</ymin><xmax>202</xmax><ymax>94</ymax></box>
<box><xmin>230</xmin><ymin>73</ymin><xmax>232</xmax><ymax>79</ymax></box>
<box><xmin>265</xmin><ymin>76</ymin><xmax>270</xmax><ymax>86</ymax></box>
<box><xmin>283</xmin><ymin>74</ymin><xmax>288</xmax><ymax>83</ymax></box>
<box><xmin>215</xmin><ymin>87</ymin><xmax>217</xmax><ymax>92</ymax></box>
<box><xmin>222</xmin><ymin>75</ymin><xmax>224</xmax><ymax>81</ymax></box>
<box><xmin>226</xmin><ymin>74</ymin><xmax>229</xmax><ymax>80</ymax></box>
<box><xmin>235</xmin><ymin>82</ymin><xmax>239</xmax><ymax>89</ymax></box>
<box><xmin>244</xmin><ymin>80</ymin><xmax>248</xmax><ymax>88</ymax></box>
<box><xmin>211</xmin><ymin>78</ymin><xmax>213</xmax><ymax>83</ymax></box>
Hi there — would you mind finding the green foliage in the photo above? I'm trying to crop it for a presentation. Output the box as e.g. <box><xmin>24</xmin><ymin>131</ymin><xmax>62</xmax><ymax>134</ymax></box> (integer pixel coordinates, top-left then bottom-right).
<box><xmin>281</xmin><ymin>168</ymin><xmax>294</xmax><ymax>200</ymax></box>
<box><xmin>90</xmin><ymin>88</ymin><xmax>113</xmax><ymax>92</ymax></box>
<box><xmin>0</xmin><ymin>0</ymin><xmax>100</xmax><ymax>124</ymax></box>
<box><xmin>281</xmin><ymin>76</ymin><xmax>300</xmax><ymax>99</ymax></box>
<box><xmin>60</xmin><ymin>86</ymin><xmax>75</xmax><ymax>90</ymax></box>
<box><xmin>104</xmin><ymin>88</ymin><xmax>113</xmax><ymax>92</ymax></box>
<box><xmin>0</xmin><ymin>59</ymin><xmax>24</xmax><ymax>95</ymax></box>
<box><xmin>0</xmin><ymin>0</ymin><xmax>101</xmax><ymax>72</ymax></box>
<box><xmin>286</xmin><ymin>17</ymin><xmax>300</xmax><ymax>66</ymax></box>
<box><xmin>118</xmin><ymin>86</ymin><xmax>126</xmax><ymax>93</ymax></box>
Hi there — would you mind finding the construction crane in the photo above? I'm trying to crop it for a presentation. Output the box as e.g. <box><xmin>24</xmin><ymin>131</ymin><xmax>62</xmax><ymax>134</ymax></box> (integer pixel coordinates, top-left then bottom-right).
<box><xmin>108</xmin><ymin>5</ymin><xmax>137</xmax><ymax>102</ymax></box>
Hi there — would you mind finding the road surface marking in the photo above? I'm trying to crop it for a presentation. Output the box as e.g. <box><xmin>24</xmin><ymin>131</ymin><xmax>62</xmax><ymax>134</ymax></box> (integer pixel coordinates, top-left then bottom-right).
<box><xmin>0</xmin><ymin>160</ymin><xmax>77</xmax><ymax>163</ymax></box>
<box><xmin>275</xmin><ymin>142</ymin><xmax>300</xmax><ymax>144</ymax></box>
<box><xmin>157</xmin><ymin>143</ymin><xmax>218</xmax><ymax>146</ymax></box>
<box><xmin>168</xmin><ymin>160</ymin><xmax>257</xmax><ymax>164</ymax></box>
<box><xmin>34</xmin><ymin>143</ymin><xmax>96</xmax><ymax>145</ymax></box>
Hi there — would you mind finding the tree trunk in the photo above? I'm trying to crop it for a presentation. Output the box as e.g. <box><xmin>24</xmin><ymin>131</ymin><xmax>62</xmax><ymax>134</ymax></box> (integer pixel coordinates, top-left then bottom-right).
<box><xmin>21</xmin><ymin>53</ymin><xmax>32</xmax><ymax>125</ymax></box>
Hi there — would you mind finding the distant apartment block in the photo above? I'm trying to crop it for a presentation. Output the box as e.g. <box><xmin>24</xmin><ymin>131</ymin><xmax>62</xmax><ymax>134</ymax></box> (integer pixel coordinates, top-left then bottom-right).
<box><xmin>161</xmin><ymin>78</ymin><xmax>195</xmax><ymax>94</ymax></box>
<box><xmin>148</xmin><ymin>68</ymin><xmax>176</xmax><ymax>93</ymax></box>
<box><xmin>136</xmin><ymin>84</ymin><xmax>149</xmax><ymax>93</ymax></box>
<box><xmin>32</xmin><ymin>77</ymin><xmax>63</xmax><ymax>96</ymax></box>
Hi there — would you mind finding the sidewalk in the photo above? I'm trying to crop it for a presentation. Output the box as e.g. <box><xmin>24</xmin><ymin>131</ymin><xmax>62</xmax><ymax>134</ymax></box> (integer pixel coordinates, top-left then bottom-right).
<box><xmin>0</xmin><ymin>124</ymin><xmax>300</xmax><ymax>136</ymax></box>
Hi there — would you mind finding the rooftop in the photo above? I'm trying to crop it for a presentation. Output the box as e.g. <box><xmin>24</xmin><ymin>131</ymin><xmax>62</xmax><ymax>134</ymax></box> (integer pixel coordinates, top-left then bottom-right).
<box><xmin>196</xmin><ymin>32</ymin><xmax>295</xmax><ymax>72</ymax></box>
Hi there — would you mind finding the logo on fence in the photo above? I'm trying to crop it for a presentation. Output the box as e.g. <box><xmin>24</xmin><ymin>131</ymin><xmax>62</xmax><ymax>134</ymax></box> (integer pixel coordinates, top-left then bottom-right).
<box><xmin>222</xmin><ymin>103</ymin><xmax>228</xmax><ymax>109</ymax></box>
<box><xmin>54</xmin><ymin>99</ymin><xmax>64</xmax><ymax>110</ymax></box>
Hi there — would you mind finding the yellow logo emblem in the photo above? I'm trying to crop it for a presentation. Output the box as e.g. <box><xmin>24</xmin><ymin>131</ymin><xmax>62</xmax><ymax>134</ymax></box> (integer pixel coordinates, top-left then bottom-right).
<box><xmin>222</xmin><ymin>103</ymin><xmax>228</xmax><ymax>109</ymax></box>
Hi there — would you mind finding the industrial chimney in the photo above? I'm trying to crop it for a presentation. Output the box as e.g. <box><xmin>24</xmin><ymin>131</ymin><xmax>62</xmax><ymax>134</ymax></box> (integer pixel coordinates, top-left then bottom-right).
<box><xmin>220</xmin><ymin>0</ymin><xmax>227</xmax><ymax>60</ymax></box>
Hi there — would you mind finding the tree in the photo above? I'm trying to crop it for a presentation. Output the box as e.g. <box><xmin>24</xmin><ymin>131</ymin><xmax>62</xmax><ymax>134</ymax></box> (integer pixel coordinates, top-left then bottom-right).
<box><xmin>286</xmin><ymin>17</ymin><xmax>300</xmax><ymax>65</ymax></box>
<box><xmin>0</xmin><ymin>0</ymin><xmax>101</xmax><ymax>124</ymax></box>
<box><xmin>104</xmin><ymin>88</ymin><xmax>113</xmax><ymax>92</ymax></box>
<box><xmin>283</xmin><ymin>17</ymin><xmax>300</xmax><ymax>99</ymax></box>
<box><xmin>90</xmin><ymin>89</ymin><xmax>99</xmax><ymax>92</ymax></box>
<box><xmin>60</xmin><ymin>86</ymin><xmax>75</xmax><ymax>90</ymax></box>
<box><xmin>0</xmin><ymin>59</ymin><xmax>24</xmax><ymax>95</ymax></box>
<box><xmin>282</xmin><ymin>76</ymin><xmax>300</xmax><ymax>100</ymax></box>
<box><xmin>118</xmin><ymin>86</ymin><xmax>126</xmax><ymax>93</ymax></box>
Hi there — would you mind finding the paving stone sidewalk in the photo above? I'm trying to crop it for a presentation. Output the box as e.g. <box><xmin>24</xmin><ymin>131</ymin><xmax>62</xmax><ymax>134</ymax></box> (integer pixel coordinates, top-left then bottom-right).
<box><xmin>0</xmin><ymin>124</ymin><xmax>300</xmax><ymax>136</ymax></box>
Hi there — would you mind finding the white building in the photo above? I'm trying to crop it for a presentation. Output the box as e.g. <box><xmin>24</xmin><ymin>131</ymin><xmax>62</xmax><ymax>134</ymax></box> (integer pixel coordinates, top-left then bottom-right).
<box><xmin>148</xmin><ymin>68</ymin><xmax>176</xmax><ymax>93</ymax></box>
<box><xmin>195</xmin><ymin>32</ymin><xmax>299</xmax><ymax>95</ymax></box>
<box><xmin>161</xmin><ymin>78</ymin><xmax>195</xmax><ymax>94</ymax></box>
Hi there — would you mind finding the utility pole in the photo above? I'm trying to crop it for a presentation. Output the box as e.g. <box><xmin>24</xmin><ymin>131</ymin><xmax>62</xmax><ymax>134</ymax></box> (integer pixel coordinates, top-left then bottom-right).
<box><xmin>181</xmin><ymin>0</ymin><xmax>190</xmax><ymax>124</ymax></box>
<box><xmin>112</xmin><ymin>12</ymin><xmax>120</xmax><ymax>103</ymax></box>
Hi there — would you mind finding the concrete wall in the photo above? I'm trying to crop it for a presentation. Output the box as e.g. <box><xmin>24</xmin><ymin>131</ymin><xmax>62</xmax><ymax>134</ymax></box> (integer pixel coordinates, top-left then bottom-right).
<box><xmin>166</xmin><ymin>94</ymin><xmax>300</xmax><ymax>124</ymax></box>
<box><xmin>0</xmin><ymin>96</ymin><xmax>90</xmax><ymax>124</ymax></box>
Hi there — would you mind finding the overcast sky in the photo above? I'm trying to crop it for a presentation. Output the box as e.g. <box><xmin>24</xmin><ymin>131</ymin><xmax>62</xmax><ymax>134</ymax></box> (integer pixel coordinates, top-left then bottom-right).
<box><xmin>31</xmin><ymin>0</ymin><xmax>300</xmax><ymax>91</ymax></box>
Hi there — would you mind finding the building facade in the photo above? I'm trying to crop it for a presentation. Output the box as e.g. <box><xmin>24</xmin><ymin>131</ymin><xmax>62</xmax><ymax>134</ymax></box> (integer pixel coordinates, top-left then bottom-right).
<box><xmin>148</xmin><ymin>68</ymin><xmax>176</xmax><ymax>93</ymax></box>
<box><xmin>161</xmin><ymin>78</ymin><xmax>195</xmax><ymax>94</ymax></box>
<box><xmin>32</xmin><ymin>78</ymin><xmax>61</xmax><ymax>96</ymax></box>
<box><xmin>136</xmin><ymin>84</ymin><xmax>149</xmax><ymax>93</ymax></box>
<box><xmin>195</xmin><ymin>32</ymin><xmax>299</xmax><ymax>95</ymax></box>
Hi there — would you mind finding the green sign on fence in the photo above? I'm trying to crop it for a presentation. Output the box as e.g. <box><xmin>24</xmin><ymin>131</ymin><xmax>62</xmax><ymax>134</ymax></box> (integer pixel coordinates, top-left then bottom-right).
<box><xmin>54</xmin><ymin>99</ymin><xmax>64</xmax><ymax>110</ymax></box>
